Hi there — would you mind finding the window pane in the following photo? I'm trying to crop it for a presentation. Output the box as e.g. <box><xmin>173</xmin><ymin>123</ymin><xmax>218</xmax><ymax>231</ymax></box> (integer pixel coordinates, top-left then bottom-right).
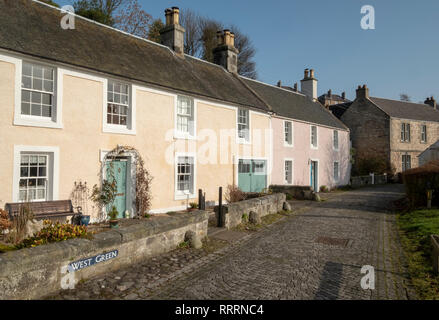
<box><xmin>42</xmin><ymin>105</ymin><xmax>51</xmax><ymax>117</ymax></box>
<box><xmin>22</xmin><ymin>76</ymin><xmax>32</xmax><ymax>89</ymax></box>
<box><xmin>42</xmin><ymin>93</ymin><xmax>52</xmax><ymax>105</ymax></box>
<box><xmin>33</xmin><ymin>78</ymin><xmax>42</xmax><ymax>91</ymax></box>
<box><xmin>22</xmin><ymin>90</ymin><xmax>30</xmax><ymax>102</ymax></box>
<box><xmin>120</xmin><ymin>116</ymin><xmax>127</xmax><ymax>125</ymax></box>
<box><xmin>37</xmin><ymin>178</ymin><xmax>46</xmax><ymax>186</ymax></box>
<box><xmin>43</xmin><ymin>68</ymin><xmax>53</xmax><ymax>80</ymax></box>
<box><xmin>21</xmin><ymin>155</ymin><xmax>29</xmax><ymax>165</ymax></box>
<box><xmin>31</xmin><ymin>104</ymin><xmax>41</xmax><ymax>116</ymax></box>
<box><xmin>33</xmin><ymin>66</ymin><xmax>43</xmax><ymax>78</ymax></box>
<box><xmin>20</xmin><ymin>167</ymin><xmax>28</xmax><ymax>177</ymax></box>
<box><xmin>30</xmin><ymin>155</ymin><xmax>38</xmax><ymax>165</ymax></box>
<box><xmin>21</xmin><ymin>102</ymin><xmax>30</xmax><ymax>115</ymax></box>
<box><xmin>23</xmin><ymin>63</ymin><xmax>32</xmax><ymax>76</ymax></box>
<box><xmin>43</xmin><ymin>80</ymin><xmax>53</xmax><ymax>92</ymax></box>
<box><xmin>31</xmin><ymin>91</ymin><xmax>41</xmax><ymax>103</ymax></box>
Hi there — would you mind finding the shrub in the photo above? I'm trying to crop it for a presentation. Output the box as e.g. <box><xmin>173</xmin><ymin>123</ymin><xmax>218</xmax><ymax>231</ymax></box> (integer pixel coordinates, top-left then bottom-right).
<box><xmin>319</xmin><ymin>185</ymin><xmax>329</xmax><ymax>193</ymax></box>
<box><xmin>107</xmin><ymin>206</ymin><xmax>119</xmax><ymax>220</ymax></box>
<box><xmin>402</xmin><ymin>160</ymin><xmax>439</xmax><ymax>208</ymax></box>
<box><xmin>224</xmin><ymin>184</ymin><xmax>247</xmax><ymax>203</ymax></box>
<box><xmin>17</xmin><ymin>220</ymin><xmax>88</xmax><ymax>248</ymax></box>
<box><xmin>6</xmin><ymin>204</ymin><xmax>33</xmax><ymax>245</ymax></box>
<box><xmin>355</xmin><ymin>155</ymin><xmax>392</xmax><ymax>176</ymax></box>
<box><xmin>0</xmin><ymin>209</ymin><xmax>11</xmax><ymax>234</ymax></box>
<box><xmin>189</xmin><ymin>202</ymin><xmax>198</xmax><ymax>209</ymax></box>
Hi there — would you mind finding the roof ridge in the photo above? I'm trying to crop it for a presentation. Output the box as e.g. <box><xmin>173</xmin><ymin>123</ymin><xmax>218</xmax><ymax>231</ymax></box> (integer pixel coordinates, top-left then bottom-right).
<box><xmin>240</xmin><ymin>75</ymin><xmax>307</xmax><ymax>97</ymax></box>
<box><xmin>32</xmin><ymin>0</ymin><xmax>175</xmax><ymax>53</ymax></box>
<box><xmin>370</xmin><ymin>96</ymin><xmax>428</xmax><ymax>107</ymax></box>
<box><xmin>234</xmin><ymin>74</ymin><xmax>273</xmax><ymax>112</ymax></box>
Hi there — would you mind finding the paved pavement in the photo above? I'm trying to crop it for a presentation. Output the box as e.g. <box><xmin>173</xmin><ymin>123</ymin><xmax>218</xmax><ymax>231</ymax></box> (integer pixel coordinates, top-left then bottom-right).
<box><xmin>49</xmin><ymin>184</ymin><xmax>416</xmax><ymax>300</ymax></box>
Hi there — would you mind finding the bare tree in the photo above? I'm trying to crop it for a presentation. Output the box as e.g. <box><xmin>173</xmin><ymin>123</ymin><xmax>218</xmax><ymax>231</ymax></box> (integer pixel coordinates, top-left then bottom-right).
<box><xmin>198</xmin><ymin>17</ymin><xmax>223</xmax><ymax>62</ymax></box>
<box><xmin>113</xmin><ymin>0</ymin><xmax>151</xmax><ymax>38</ymax></box>
<box><xmin>180</xmin><ymin>9</ymin><xmax>202</xmax><ymax>57</ymax></box>
<box><xmin>400</xmin><ymin>93</ymin><xmax>411</xmax><ymax>102</ymax></box>
<box><xmin>231</xmin><ymin>25</ymin><xmax>257</xmax><ymax>79</ymax></box>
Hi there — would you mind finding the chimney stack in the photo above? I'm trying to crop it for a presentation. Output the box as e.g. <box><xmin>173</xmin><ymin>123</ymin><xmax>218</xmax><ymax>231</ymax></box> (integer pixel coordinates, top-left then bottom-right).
<box><xmin>425</xmin><ymin>96</ymin><xmax>437</xmax><ymax>110</ymax></box>
<box><xmin>341</xmin><ymin>92</ymin><xmax>346</xmax><ymax>99</ymax></box>
<box><xmin>327</xmin><ymin>89</ymin><xmax>332</xmax><ymax>98</ymax></box>
<box><xmin>160</xmin><ymin>7</ymin><xmax>185</xmax><ymax>56</ymax></box>
<box><xmin>300</xmin><ymin>68</ymin><xmax>318</xmax><ymax>101</ymax></box>
<box><xmin>356</xmin><ymin>85</ymin><xmax>370</xmax><ymax>100</ymax></box>
<box><xmin>213</xmin><ymin>29</ymin><xmax>239</xmax><ymax>73</ymax></box>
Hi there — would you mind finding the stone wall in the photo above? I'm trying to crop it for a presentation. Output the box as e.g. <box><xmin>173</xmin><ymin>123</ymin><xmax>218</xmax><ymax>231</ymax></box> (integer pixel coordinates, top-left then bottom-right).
<box><xmin>214</xmin><ymin>193</ymin><xmax>285</xmax><ymax>230</ymax></box>
<box><xmin>270</xmin><ymin>185</ymin><xmax>316</xmax><ymax>200</ymax></box>
<box><xmin>0</xmin><ymin>211</ymin><xmax>208</xmax><ymax>300</ymax></box>
<box><xmin>350</xmin><ymin>174</ymin><xmax>388</xmax><ymax>187</ymax></box>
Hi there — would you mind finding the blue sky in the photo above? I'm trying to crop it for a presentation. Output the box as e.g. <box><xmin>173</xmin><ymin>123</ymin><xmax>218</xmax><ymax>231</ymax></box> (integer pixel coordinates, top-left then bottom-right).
<box><xmin>56</xmin><ymin>0</ymin><xmax>439</xmax><ymax>103</ymax></box>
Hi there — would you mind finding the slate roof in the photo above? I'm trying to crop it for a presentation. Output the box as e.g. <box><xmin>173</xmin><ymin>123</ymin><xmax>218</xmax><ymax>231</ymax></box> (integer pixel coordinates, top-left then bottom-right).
<box><xmin>328</xmin><ymin>102</ymin><xmax>353</xmax><ymax>119</ymax></box>
<box><xmin>0</xmin><ymin>0</ymin><xmax>347</xmax><ymax>130</ymax></box>
<box><xmin>242</xmin><ymin>78</ymin><xmax>348</xmax><ymax>130</ymax></box>
<box><xmin>370</xmin><ymin>97</ymin><xmax>439</xmax><ymax>122</ymax></box>
<box><xmin>0</xmin><ymin>0</ymin><xmax>268</xmax><ymax>111</ymax></box>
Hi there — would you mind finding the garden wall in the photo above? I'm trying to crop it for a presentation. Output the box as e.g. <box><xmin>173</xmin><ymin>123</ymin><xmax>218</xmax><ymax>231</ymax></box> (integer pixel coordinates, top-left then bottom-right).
<box><xmin>0</xmin><ymin>211</ymin><xmax>208</xmax><ymax>299</ymax></box>
<box><xmin>269</xmin><ymin>185</ymin><xmax>316</xmax><ymax>200</ymax></box>
<box><xmin>214</xmin><ymin>193</ymin><xmax>286</xmax><ymax>229</ymax></box>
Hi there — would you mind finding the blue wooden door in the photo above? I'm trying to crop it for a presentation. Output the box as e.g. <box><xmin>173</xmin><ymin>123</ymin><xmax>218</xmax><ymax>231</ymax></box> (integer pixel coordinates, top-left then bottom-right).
<box><xmin>238</xmin><ymin>159</ymin><xmax>252</xmax><ymax>192</ymax></box>
<box><xmin>238</xmin><ymin>159</ymin><xmax>267</xmax><ymax>193</ymax></box>
<box><xmin>105</xmin><ymin>160</ymin><xmax>127</xmax><ymax>219</ymax></box>
<box><xmin>310</xmin><ymin>161</ymin><xmax>318</xmax><ymax>192</ymax></box>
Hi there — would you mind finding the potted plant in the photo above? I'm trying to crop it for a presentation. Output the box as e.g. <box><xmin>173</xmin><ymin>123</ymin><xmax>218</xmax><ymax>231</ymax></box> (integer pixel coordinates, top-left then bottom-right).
<box><xmin>108</xmin><ymin>206</ymin><xmax>119</xmax><ymax>229</ymax></box>
<box><xmin>91</xmin><ymin>177</ymin><xmax>118</xmax><ymax>227</ymax></box>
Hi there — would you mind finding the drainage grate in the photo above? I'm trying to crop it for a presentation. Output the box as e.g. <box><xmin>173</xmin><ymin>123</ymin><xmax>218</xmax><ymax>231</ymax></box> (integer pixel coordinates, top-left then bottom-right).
<box><xmin>315</xmin><ymin>236</ymin><xmax>350</xmax><ymax>247</ymax></box>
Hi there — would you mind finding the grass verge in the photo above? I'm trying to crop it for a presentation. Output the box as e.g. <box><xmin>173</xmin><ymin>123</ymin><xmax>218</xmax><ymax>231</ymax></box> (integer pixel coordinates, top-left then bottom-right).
<box><xmin>397</xmin><ymin>208</ymin><xmax>439</xmax><ymax>299</ymax></box>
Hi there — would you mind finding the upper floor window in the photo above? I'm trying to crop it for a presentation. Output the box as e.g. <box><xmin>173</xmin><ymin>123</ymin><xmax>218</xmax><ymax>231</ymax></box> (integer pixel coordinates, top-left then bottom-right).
<box><xmin>310</xmin><ymin>125</ymin><xmax>318</xmax><ymax>148</ymax></box>
<box><xmin>237</xmin><ymin>108</ymin><xmax>250</xmax><ymax>142</ymax></box>
<box><xmin>284</xmin><ymin>121</ymin><xmax>293</xmax><ymax>146</ymax></box>
<box><xmin>176</xmin><ymin>95</ymin><xmax>195</xmax><ymax>136</ymax></box>
<box><xmin>421</xmin><ymin>125</ymin><xmax>427</xmax><ymax>143</ymax></box>
<box><xmin>21</xmin><ymin>62</ymin><xmax>55</xmax><ymax>119</ymax></box>
<box><xmin>401</xmin><ymin>123</ymin><xmax>410</xmax><ymax>142</ymax></box>
<box><xmin>107</xmin><ymin>80</ymin><xmax>130</xmax><ymax>126</ymax></box>
<box><xmin>333</xmin><ymin>130</ymin><xmax>339</xmax><ymax>150</ymax></box>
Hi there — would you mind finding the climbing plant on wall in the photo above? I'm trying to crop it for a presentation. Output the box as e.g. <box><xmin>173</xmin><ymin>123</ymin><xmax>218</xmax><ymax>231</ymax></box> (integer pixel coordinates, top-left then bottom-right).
<box><xmin>94</xmin><ymin>145</ymin><xmax>153</xmax><ymax>220</ymax></box>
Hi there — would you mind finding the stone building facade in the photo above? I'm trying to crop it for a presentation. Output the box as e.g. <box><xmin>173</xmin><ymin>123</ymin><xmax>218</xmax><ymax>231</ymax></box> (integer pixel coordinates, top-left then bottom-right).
<box><xmin>330</xmin><ymin>85</ymin><xmax>439</xmax><ymax>174</ymax></box>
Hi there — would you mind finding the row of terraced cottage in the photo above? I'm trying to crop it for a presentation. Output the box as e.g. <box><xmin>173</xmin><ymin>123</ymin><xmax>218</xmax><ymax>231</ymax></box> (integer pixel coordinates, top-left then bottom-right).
<box><xmin>1</xmin><ymin>0</ymin><xmax>439</xmax><ymax>222</ymax></box>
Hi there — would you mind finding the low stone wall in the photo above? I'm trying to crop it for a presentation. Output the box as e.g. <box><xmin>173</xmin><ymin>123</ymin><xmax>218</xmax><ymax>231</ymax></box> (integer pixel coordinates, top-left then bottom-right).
<box><xmin>351</xmin><ymin>174</ymin><xmax>388</xmax><ymax>187</ymax></box>
<box><xmin>270</xmin><ymin>185</ymin><xmax>316</xmax><ymax>200</ymax></box>
<box><xmin>0</xmin><ymin>211</ymin><xmax>208</xmax><ymax>300</ymax></box>
<box><xmin>432</xmin><ymin>235</ymin><xmax>439</xmax><ymax>274</ymax></box>
<box><xmin>214</xmin><ymin>193</ymin><xmax>285</xmax><ymax>229</ymax></box>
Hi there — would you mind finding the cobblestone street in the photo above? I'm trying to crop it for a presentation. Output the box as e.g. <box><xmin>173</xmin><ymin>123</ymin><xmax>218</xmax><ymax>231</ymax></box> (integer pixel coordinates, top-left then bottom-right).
<box><xmin>49</xmin><ymin>184</ymin><xmax>415</xmax><ymax>300</ymax></box>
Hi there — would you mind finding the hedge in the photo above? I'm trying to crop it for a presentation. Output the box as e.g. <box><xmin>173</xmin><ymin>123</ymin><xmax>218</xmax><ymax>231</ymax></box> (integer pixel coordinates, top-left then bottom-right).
<box><xmin>402</xmin><ymin>160</ymin><xmax>439</xmax><ymax>207</ymax></box>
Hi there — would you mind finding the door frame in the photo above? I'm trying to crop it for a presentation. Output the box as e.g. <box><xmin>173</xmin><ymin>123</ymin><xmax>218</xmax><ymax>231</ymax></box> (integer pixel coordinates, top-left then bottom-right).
<box><xmin>235</xmin><ymin>156</ymin><xmax>269</xmax><ymax>192</ymax></box>
<box><xmin>100</xmin><ymin>150</ymin><xmax>136</xmax><ymax>220</ymax></box>
<box><xmin>310</xmin><ymin>158</ymin><xmax>319</xmax><ymax>192</ymax></box>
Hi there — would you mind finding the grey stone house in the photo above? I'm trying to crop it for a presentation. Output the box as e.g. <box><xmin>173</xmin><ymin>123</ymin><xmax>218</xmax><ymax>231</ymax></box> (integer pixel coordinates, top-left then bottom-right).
<box><xmin>318</xmin><ymin>90</ymin><xmax>350</xmax><ymax>108</ymax></box>
<box><xmin>330</xmin><ymin>85</ymin><xmax>439</xmax><ymax>174</ymax></box>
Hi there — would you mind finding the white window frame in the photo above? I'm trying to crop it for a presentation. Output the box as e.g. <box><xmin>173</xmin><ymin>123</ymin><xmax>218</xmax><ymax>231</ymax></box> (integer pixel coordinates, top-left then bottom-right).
<box><xmin>12</xmin><ymin>145</ymin><xmax>59</xmax><ymax>202</ymax></box>
<box><xmin>237</xmin><ymin>108</ymin><xmax>251</xmax><ymax>144</ymax></box>
<box><xmin>333</xmin><ymin>161</ymin><xmax>340</xmax><ymax>182</ymax></box>
<box><xmin>284</xmin><ymin>121</ymin><xmax>293</xmax><ymax>147</ymax></box>
<box><xmin>333</xmin><ymin>130</ymin><xmax>339</xmax><ymax>151</ymax></box>
<box><xmin>174</xmin><ymin>152</ymin><xmax>196</xmax><ymax>200</ymax></box>
<box><xmin>174</xmin><ymin>95</ymin><xmax>197</xmax><ymax>140</ymax></box>
<box><xmin>103</xmin><ymin>79</ymin><xmax>136</xmax><ymax>135</ymax></box>
<box><xmin>284</xmin><ymin>159</ymin><xmax>294</xmax><ymax>185</ymax></box>
<box><xmin>401</xmin><ymin>123</ymin><xmax>410</xmax><ymax>142</ymax></box>
<box><xmin>0</xmin><ymin>54</ymin><xmax>63</xmax><ymax>129</ymax></box>
<box><xmin>310</xmin><ymin>125</ymin><xmax>318</xmax><ymax>149</ymax></box>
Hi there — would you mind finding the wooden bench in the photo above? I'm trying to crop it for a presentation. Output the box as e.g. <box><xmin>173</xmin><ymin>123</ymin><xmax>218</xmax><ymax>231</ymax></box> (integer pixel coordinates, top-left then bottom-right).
<box><xmin>5</xmin><ymin>200</ymin><xmax>81</xmax><ymax>221</ymax></box>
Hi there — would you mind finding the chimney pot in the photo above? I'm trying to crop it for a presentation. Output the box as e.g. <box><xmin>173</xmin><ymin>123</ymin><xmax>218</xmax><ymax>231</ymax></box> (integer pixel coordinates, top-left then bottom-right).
<box><xmin>212</xmin><ymin>29</ymin><xmax>239</xmax><ymax>73</ymax></box>
<box><xmin>356</xmin><ymin>84</ymin><xmax>370</xmax><ymax>100</ymax></box>
<box><xmin>293</xmin><ymin>83</ymin><xmax>298</xmax><ymax>91</ymax></box>
<box><xmin>277</xmin><ymin>80</ymin><xmax>282</xmax><ymax>87</ymax></box>
<box><xmin>328</xmin><ymin>89</ymin><xmax>332</xmax><ymax>97</ymax></box>
<box><xmin>310</xmin><ymin>69</ymin><xmax>315</xmax><ymax>78</ymax></box>
<box><xmin>341</xmin><ymin>92</ymin><xmax>346</xmax><ymax>99</ymax></box>
<box><xmin>425</xmin><ymin>96</ymin><xmax>437</xmax><ymax>109</ymax></box>
<box><xmin>304</xmin><ymin>68</ymin><xmax>309</xmax><ymax>79</ymax></box>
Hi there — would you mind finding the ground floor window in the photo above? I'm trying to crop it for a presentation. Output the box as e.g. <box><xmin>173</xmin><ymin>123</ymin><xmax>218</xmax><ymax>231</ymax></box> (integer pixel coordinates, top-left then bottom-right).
<box><xmin>176</xmin><ymin>155</ymin><xmax>195</xmax><ymax>198</ymax></box>
<box><xmin>19</xmin><ymin>154</ymin><xmax>49</xmax><ymax>201</ymax></box>
<box><xmin>402</xmin><ymin>154</ymin><xmax>411</xmax><ymax>171</ymax></box>
<box><xmin>333</xmin><ymin>161</ymin><xmax>339</xmax><ymax>182</ymax></box>
<box><xmin>284</xmin><ymin>160</ymin><xmax>293</xmax><ymax>184</ymax></box>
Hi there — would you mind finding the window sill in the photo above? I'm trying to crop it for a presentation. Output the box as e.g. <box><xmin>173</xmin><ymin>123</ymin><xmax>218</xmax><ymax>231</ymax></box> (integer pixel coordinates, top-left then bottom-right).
<box><xmin>237</xmin><ymin>138</ymin><xmax>251</xmax><ymax>145</ymax></box>
<box><xmin>310</xmin><ymin>145</ymin><xmax>318</xmax><ymax>150</ymax></box>
<box><xmin>284</xmin><ymin>143</ymin><xmax>294</xmax><ymax>148</ymax></box>
<box><xmin>14</xmin><ymin>117</ymin><xmax>63</xmax><ymax>129</ymax></box>
<box><xmin>174</xmin><ymin>132</ymin><xmax>197</xmax><ymax>140</ymax></box>
<box><xmin>174</xmin><ymin>192</ymin><xmax>196</xmax><ymax>201</ymax></box>
<box><xmin>103</xmin><ymin>124</ymin><xmax>136</xmax><ymax>135</ymax></box>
